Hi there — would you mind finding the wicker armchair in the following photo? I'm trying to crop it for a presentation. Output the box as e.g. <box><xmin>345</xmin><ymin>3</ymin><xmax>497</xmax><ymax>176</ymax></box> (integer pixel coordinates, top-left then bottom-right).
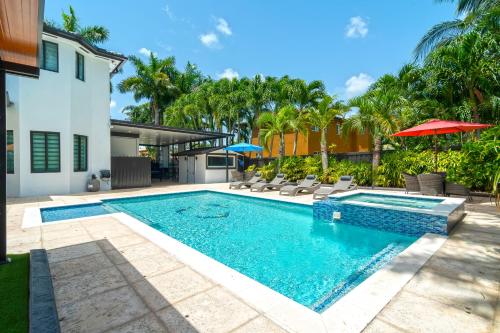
<box><xmin>417</xmin><ymin>173</ymin><xmax>445</xmax><ymax>196</ymax></box>
<box><xmin>402</xmin><ymin>173</ymin><xmax>420</xmax><ymax>193</ymax></box>
<box><xmin>445</xmin><ymin>182</ymin><xmax>472</xmax><ymax>201</ymax></box>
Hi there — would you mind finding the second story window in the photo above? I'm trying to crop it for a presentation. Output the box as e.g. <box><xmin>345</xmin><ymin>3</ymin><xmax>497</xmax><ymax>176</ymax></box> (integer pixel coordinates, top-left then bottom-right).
<box><xmin>76</xmin><ymin>52</ymin><xmax>85</xmax><ymax>81</ymax></box>
<box><xmin>41</xmin><ymin>41</ymin><xmax>58</xmax><ymax>72</ymax></box>
<box><xmin>311</xmin><ymin>126</ymin><xmax>320</xmax><ymax>132</ymax></box>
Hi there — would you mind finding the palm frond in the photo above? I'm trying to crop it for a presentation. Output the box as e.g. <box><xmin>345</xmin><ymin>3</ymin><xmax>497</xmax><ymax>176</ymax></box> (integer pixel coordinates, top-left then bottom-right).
<box><xmin>414</xmin><ymin>19</ymin><xmax>466</xmax><ymax>60</ymax></box>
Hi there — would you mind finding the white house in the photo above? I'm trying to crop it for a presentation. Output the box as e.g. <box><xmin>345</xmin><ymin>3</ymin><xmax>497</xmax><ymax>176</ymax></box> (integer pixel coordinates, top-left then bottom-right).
<box><xmin>6</xmin><ymin>25</ymin><xmax>126</xmax><ymax>197</ymax></box>
<box><xmin>5</xmin><ymin>25</ymin><xmax>236</xmax><ymax>197</ymax></box>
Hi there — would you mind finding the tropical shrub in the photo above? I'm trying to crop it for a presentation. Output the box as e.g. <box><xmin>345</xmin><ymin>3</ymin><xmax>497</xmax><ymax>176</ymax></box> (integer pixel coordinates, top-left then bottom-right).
<box><xmin>259</xmin><ymin>127</ymin><xmax>499</xmax><ymax>191</ymax></box>
<box><xmin>256</xmin><ymin>161</ymin><xmax>278</xmax><ymax>181</ymax></box>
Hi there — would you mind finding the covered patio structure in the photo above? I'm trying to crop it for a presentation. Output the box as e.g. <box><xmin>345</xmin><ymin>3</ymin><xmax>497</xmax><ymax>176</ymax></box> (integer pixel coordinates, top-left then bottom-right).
<box><xmin>109</xmin><ymin>119</ymin><xmax>233</xmax><ymax>188</ymax></box>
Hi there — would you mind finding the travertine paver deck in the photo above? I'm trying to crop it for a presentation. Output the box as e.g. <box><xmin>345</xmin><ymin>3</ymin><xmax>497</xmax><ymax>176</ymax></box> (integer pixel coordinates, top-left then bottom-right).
<box><xmin>6</xmin><ymin>182</ymin><xmax>500</xmax><ymax>333</ymax></box>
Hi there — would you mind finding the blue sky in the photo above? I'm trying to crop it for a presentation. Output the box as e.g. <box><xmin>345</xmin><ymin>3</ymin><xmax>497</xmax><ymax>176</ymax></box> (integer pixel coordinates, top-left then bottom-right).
<box><xmin>45</xmin><ymin>0</ymin><xmax>456</xmax><ymax>120</ymax></box>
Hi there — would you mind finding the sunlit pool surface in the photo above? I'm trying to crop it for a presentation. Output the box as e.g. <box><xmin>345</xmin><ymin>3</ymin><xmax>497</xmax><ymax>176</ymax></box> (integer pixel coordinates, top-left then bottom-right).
<box><xmin>41</xmin><ymin>191</ymin><xmax>416</xmax><ymax>312</ymax></box>
<box><xmin>338</xmin><ymin>193</ymin><xmax>444</xmax><ymax>210</ymax></box>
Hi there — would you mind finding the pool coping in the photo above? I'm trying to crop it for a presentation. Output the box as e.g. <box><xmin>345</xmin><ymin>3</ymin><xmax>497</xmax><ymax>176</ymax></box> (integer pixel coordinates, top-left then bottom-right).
<box><xmin>22</xmin><ymin>189</ymin><xmax>447</xmax><ymax>333</ymax></box>
<box><xmin>329</xmin><ymin>189</ymin><xmax>465</xmax><ymax>217</ymax></box>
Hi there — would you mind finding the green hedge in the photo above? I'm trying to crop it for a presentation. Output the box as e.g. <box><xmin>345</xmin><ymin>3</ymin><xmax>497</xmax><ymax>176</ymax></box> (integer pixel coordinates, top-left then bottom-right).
<box><xmin>254</xmin><ymin>127</ymin><xmax>499</xmax><ymax>192</ymax></box>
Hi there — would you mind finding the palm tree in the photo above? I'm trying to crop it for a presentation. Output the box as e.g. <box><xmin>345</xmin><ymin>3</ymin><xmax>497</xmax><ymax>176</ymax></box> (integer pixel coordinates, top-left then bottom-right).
<box><xmin>288</xmin><ymin>111</ymin><xmax>308</xmax><ymax>156</ymax></box>
<box><xmin>118</xmin><ymin>54</ymin><xmax>179</xmax><ymax>125</ymax></box>
<box><xmin>344</xmin><ymin>84</ymin><xmax>401</xmax><ymax>172</ymax></box>
<box><xmin>424</xmin><ymin>31</ymin><xmax>499</xmax><ymax>122</ymax></box>
<box><xmin>59</xmin><ymin>5</ymin><xmax>110</xmax><ymax>45</ymax></box>
<box><xmin>257</xmin><ymin>106</ymin><xmax>294</xmax><ymax>162</ymax></box>
<box><xmin>307</xmin><ymin>95</ymin><xmax>346</xmax><ymax>172</ymax></box>
<box><xmin>414</xmin><ymin>0</ymin><xmax>498</xmax><ymax>59</ymax></box>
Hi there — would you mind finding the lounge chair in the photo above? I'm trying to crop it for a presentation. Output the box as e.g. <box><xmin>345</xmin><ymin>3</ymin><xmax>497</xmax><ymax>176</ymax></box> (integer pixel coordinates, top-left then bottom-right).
<box><xmin>313</xmin><ymin>176</ymin><xmax>357</xmax><ymax>200</ymax></box>
<box><xmin>229</xmin><ymin>172</ymin><xmax>264</xmax><ymax>189</ymax></box>
<box><xmin>417</xmin><ymin>173</ymin><xmax>444</xmax><ymax>196</ymax></box>
<box><xmin>250</xmin><ymin>173</ymin><xmax>288</xmax><ymax>192</ymax></box>
<box><xmin>402</xmin><ymin>173</ymin><xmax>420</xmax><ymax>193</ymax></box>
<box><xmin>279</xmin><ymin>175</ymin><xmax>321</xmax><ymax>196</ymax></box>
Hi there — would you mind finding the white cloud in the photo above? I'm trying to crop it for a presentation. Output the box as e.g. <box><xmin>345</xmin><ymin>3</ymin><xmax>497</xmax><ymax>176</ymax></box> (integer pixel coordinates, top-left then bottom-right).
<box><xmin>217</xmin><ymin>68</ymin><xmax>239</xmax><ymax>80</ymax></box>
<box><xmin>199</xmin><ymin>33</ymin><xmax>219</xmax><ymax>48</ymax></box>
<box><xmin>346</xmin><ymin>16</ymin><xmax>368</xmax><ymax>38</ymax></box>
<box><xmin>216</xmin><ymin>18</ymin><xmax>232</xmax><ymax>36</ymax></box>
<box><xmin>162</xmin><ymin>4</ymin><xmax>175</xmax><ymax>20</ymax></box>
<box><xmin>109</xmin><ymin>100</ymin><xmax>116</xmax><ymax>109</ymax></box>
<box><xmin>345</xmin><ymin>73</ymin><xmax>374</xmax><ymax>98</ymax></box>
<box><xmin>138</xmin><ymin>47</ymin><xmax>156</xmax><ymax>57</ymax></box>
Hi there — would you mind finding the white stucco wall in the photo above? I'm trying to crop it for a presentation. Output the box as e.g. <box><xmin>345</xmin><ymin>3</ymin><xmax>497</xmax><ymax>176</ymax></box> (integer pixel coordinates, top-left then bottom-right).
<box><xmin>6</xmin><ymin>33</ymin><xmax>115</xmax><ymax>197</ymax></box>
<box><xmin>111</xmin><ymin>136</ymin><xmax>139</xmax><ymax>157</ymax></box>
<box><xmin>177</xmin><ymin>149</ymin><xmax>236</xmax><ymax>184</ymax></box>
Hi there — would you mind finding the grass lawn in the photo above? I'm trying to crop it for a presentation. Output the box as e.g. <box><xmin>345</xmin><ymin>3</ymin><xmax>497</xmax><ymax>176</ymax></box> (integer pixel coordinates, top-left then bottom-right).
<box><xmin>0</xmin><ymin>254</ymin><xmax>29</xmax><ymax>333</ymax></box>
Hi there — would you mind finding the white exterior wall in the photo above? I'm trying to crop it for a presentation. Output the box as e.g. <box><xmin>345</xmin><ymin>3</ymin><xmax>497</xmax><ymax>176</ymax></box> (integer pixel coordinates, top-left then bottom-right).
<box><xmin>177</xmin><ymin>149</ymin><xmax>235</xmax><ymax>184</ymax></box>
<box><xmin>6</xmin><ymin>33</ymin><xmax>115</xmax><ymax>197</ymax></box>
<box><xmin>111</xmin><ymin>136</ymin><xmax>139</xmax><ymax>157</ymax></box>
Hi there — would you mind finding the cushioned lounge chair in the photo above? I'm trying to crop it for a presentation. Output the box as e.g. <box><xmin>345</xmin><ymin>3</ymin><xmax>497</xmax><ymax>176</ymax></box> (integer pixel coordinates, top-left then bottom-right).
<box><xmin>229</xmin><ymin>172</ymin><xmax>264</xmax><ymax>189</ymax></box>
<box><xmin>250</xmin><ymin>173</ymin><xmax>288</xmax><ymax>192</ymax></box>
<box><xmin>402</xmin><ymin>173</ymin><xmax>420</xmax><ymax>193</ymax></box>
<box><xmin>279</xmin><ymin>175</ymin><xmax>321</xmax><ymax>196</ymax></box>
<box><xmin>312</xmin><ymin>175</ymin><xmax>357</xmax><ymax>200</ymax></box>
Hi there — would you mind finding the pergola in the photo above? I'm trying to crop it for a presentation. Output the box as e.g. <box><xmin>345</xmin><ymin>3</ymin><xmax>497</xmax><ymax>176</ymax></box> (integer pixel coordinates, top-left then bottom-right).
<box><xmin>0</xmin><ymin>0</ymin><xmax>45</xmax><ymax>263</ymax></box>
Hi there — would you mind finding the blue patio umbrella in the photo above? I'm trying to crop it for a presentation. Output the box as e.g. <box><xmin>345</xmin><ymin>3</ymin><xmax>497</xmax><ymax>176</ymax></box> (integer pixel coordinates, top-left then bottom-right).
<box><xmin>223</xmin><ymin>142</ymin><xmax>263</xmax><ymax>153</ymax></box>
<box><xmin>223</xmin><ymin>143</ymin><xmax>263</xmax><ymax>181</ymax></box>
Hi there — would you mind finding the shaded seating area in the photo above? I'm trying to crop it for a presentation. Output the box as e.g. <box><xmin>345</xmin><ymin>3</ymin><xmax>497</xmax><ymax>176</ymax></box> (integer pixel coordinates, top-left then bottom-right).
<box><xmin>403</xmin><ymin>172</ymin><xmax>472</xmax><ymax>201</ymax></box>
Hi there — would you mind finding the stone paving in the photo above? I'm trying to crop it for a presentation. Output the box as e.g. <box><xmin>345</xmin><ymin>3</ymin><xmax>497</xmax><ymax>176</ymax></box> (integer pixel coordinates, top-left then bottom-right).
<box><xmin>6</xmin><ymin>182</ymin><xmax>500</xmax><ymax>333</ymax></box>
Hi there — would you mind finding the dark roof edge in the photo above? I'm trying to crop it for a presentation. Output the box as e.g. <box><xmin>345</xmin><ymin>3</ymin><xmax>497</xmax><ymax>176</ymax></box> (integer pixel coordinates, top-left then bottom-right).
<box><xmin>110</xmin><ymin>119</ymin><xmax>233</xmax><ymax>138</ymax></box>
<box><xmin>43</xmin><ymin>24</ymin><xmax>127</xmax><ymax>74</ymax></box>
<box><xmin>174</xmin><ymin>146</ymin><xmax>234</xmax><ymax>156</ymax></box>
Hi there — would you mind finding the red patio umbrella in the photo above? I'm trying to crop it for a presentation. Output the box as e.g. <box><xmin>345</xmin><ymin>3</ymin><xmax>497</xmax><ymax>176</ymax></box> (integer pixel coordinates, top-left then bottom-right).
<box><xmin>393</xmin><ymin>119</ymin><xmax>492</xmax><ymax>171</ymax></box>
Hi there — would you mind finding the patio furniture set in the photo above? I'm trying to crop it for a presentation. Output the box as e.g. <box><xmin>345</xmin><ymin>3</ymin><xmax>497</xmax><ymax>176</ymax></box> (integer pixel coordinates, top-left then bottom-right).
<box><xmin>402</xmin><ymin>172</ymin><xmax>472</xmax><ymax>201</ymax></box>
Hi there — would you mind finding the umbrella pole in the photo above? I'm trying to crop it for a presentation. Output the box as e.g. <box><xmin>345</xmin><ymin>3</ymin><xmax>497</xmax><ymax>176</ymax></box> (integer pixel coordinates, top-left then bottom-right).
<box><xmin>434</xmin><ymin>134</ymin><xmax>438</xmax><ymax>172</ymax></box>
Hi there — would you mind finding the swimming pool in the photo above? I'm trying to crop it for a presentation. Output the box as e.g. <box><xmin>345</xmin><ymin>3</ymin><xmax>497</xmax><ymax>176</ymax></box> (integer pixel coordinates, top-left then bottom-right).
<box><xmin>41</xmin><ymin>191</ymin><xmax>416</xmax><ymax>312</ymax></box>
<box><xmin>338</xmin><ymin>192</ymin><xmax>443</xmax><ymax>209</ymax></box>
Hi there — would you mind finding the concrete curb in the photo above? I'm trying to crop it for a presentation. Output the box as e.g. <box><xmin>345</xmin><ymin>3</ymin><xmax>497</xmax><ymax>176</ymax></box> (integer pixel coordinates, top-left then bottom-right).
<box><xmin>29</xmin><ymin>249</ymin><xmax>60</xmax><ymax>333</ymax></box>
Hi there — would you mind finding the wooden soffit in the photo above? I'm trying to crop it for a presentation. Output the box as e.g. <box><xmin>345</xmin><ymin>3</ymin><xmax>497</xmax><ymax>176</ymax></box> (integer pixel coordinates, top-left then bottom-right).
<box><xmin>0</xmin><ymin>0</ymin><xmax>44</xmax><ymax>77</ymax></box>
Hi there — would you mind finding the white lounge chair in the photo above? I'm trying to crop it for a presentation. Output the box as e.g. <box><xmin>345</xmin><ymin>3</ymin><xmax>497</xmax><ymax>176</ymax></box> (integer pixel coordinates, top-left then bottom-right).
<box><xmin>229</xmin><ymin>172</ymin><xmax>264</xmax><ymax>189</ymax></box>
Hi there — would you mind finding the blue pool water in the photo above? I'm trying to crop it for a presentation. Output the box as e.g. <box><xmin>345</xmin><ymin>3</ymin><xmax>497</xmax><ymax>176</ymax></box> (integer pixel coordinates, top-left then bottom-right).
<box><xmin>339</xmin><ymin>193</ymin><xmax>443</xmax><ymax>209</ymax></box>
<box><xmin>97</xmin><ymin>191</ymin><xmax>417</xmax><ymax>311</ymax></box>
<box><xmin>41</xmin><ymin>203</ymin><xmax>114</xmax><ymax>222</ymax></box>
<box><xmin>40</xmin><ymin>191</ymin><xmax>417</xmax><ymax>311</ymax></box>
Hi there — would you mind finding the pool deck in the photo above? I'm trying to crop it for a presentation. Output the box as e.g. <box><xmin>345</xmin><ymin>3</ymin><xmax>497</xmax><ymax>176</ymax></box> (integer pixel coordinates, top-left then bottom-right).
<box><xmin>7</xmin><ymin>182</ymin><xmax>500</xmax><ymax>333</ymax></box>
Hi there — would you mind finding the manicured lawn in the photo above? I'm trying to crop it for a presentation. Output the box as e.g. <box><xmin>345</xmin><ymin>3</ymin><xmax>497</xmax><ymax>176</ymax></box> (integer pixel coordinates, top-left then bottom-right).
<box><xmin>0</xmin><ymin>254</ymin><xmax>29</xmax><ymax>333</ymax></box>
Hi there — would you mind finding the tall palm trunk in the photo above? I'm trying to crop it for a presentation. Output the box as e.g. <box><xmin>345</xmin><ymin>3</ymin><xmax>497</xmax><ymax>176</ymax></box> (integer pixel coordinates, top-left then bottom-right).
<box><xmin>268</xmin><ymin>136</ymin><xmax>274</xmax><ymax>159</ymax></box>
<box><xmin>372</xmin><ymin>136</ymin><xmax>382</xmax><ymax>171</ymax></box>
<box><xmin>320</xmin><ymin>128</ymin><xmax>328</xmax><ymax>172</ymax></box>
<box><xmin>293</xmin><ymin>131</ymin><xmax>298</xmax><ymax>156</ymax></box>
<box><xmin>152</xmin><ymin>99</ymin><xmax>161</xmax><ymax>125</ymax></box>
<box><xmin>278</xmin><ymin>132</ymin><xmax>285</xmax><ymax>170</ymax></box>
